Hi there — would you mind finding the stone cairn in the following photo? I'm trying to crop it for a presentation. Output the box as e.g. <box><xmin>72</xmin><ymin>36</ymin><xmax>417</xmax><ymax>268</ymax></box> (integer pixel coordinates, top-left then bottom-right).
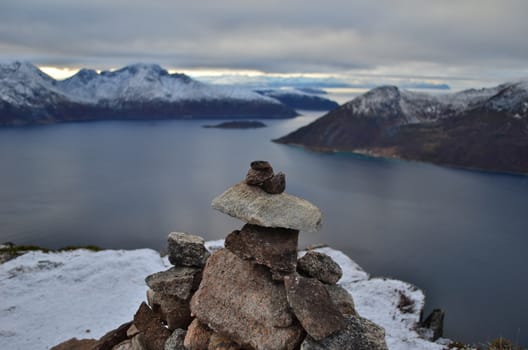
<box><xmin>53</xmin><ymin>161</ymin><xmax>387</xmax><ymax>350</ymax></box>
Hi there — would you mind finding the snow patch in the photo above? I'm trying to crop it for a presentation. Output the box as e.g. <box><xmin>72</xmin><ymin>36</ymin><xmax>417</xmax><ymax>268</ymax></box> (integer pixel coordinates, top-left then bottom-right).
<box><xmin>0</xmin><ymin>249</ymin><xmax>169</xmax><ymax>350</ymax></box>
<box><xmin>315</xmin><ymin>247</ymin><xmax>446</xmax><ymax>350</ymax></box>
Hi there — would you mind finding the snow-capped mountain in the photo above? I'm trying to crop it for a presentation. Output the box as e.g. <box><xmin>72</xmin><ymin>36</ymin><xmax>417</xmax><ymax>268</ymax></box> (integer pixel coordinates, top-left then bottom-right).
<box><xmin>275</xmin><ymin>81</ymin><xmax>528</xmax><ymax>174</ymax></box>
<box><xmin>481</xmin><ymin>80</ymin><xmax>528</xmax><ymax>117</ymax></box>
<box><xmin>0</xmin><ymin>62</ymin><xmax>296</xmax><ymax>125</ymax></box>
<box><xmin>0</xmin><ymin>61</ymin><xmax>66</xmax><ymax>108</ymax></box>
<box><xmin>340</xmin><ymin>83</ymin><xmax>523</xmax><ymax>125</ymax></box>
<box><xmin>57</xmin><ymin>63</ymin><xmax>280</xmax><ymax>105</ymax></box>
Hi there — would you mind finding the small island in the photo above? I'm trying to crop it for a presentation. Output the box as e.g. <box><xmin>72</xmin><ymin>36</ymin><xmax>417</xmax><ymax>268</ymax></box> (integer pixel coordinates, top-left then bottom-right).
<box><xmin>202</xmin><ymin>120</ymin><xmax>267</xmax><ymax>129</ymax></box>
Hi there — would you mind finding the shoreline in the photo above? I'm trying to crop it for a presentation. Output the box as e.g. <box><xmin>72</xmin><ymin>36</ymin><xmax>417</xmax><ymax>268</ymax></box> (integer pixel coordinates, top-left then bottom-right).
<box><xmin>273</xmin><ymin>141</ymin><xmax>528</xmax><ymax>177</ymax></box>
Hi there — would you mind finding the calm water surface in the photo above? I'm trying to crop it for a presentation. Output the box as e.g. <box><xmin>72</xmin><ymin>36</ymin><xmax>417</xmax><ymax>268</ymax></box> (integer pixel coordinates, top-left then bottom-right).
<box><xmin>0</xmin><ymin>112</ymin><xmax>527</xmax><ymax>346</ymax></box>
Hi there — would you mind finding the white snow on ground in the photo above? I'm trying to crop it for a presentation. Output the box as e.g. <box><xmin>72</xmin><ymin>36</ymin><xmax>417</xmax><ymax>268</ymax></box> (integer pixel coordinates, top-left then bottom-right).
<box><xmin>313</xmin><ymin>247</ymin><xmax>446</xmax><ymax>350</ymax></box>
<box><xmin>0</xmin><ymin>249</ymin><xmax>170</xmax><ymax>350</ymax></box>
<box><xmin>0</xmin><ymin>244</ymin><xmax>447</xmax><ymax>350</ymax></box>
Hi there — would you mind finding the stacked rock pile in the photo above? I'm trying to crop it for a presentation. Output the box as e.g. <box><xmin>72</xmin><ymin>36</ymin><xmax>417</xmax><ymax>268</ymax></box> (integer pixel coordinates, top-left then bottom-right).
<box><xmin>52</xmin><ymin>161</ymin><xmax>388</xmax><ymax>350</ymax></box>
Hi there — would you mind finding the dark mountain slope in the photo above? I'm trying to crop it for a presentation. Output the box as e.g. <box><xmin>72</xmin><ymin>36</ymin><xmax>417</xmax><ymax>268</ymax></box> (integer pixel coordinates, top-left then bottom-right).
<box><xmin>275</xmin><ymin>83</ymin><xmax>528</xmax><ymax>174</ymax></box>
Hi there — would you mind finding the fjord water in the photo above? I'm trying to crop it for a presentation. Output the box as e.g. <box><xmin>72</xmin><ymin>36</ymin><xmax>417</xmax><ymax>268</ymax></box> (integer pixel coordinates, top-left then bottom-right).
<box><xmin>0</xmin><ymin>112</ymin><xmax>527</xmax><ymax>346</ymax></box>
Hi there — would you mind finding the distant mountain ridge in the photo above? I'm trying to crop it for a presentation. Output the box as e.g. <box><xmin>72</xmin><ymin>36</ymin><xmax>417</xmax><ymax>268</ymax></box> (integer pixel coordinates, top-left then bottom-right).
<box><xmin>275</xmin><ymin>82</ymin><xmax>528</xmax><ymax>174</ymax></box>
<box><xmin>0</xmin><ymin>62</ymin><xmax>297</xmax><ymax>126</ymax></box>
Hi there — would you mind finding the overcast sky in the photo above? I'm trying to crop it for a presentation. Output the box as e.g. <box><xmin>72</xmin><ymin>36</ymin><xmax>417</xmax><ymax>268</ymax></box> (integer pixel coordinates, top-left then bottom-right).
<box><xmin>1</xmin><ymin>0</ymin><xmax>527</xmax><ymax>89</ymax></box>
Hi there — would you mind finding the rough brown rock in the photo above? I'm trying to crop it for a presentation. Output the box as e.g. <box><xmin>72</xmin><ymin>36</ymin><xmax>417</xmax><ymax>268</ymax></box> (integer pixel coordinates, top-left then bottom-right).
<box><xmin>95</xmin><ymin>321</ymin><xmax>133</xmax><ymax>350</ymax></box>
<box><xmin>133</xmin><ymin>302</ymin><xmax>172</xmax><ymax>350</ymax></box>
<box><xmin>245</xmin><ymin>168</ymin><xmax>274</xmax><ymax>185</ymax></box>
<box><xmin>146</xmin><ymin>290</ymin><xmax>192</xmax><ymax>330</ymax></box>
<box><xmin>245</xmin><ymin>161</ymin><xmax>274</xmax><ymax>185</ymax></box>
<box><xmin>145</xmin><ymin>267</ymin><xmax>202</xmax><ymax>300</ymax></box>
<box><xmin>211</xmin><ymin>182</ymin><xmax>322</xmax><ymax>232</ymax></box>
<box><xmin>184</xmin><ymin>319</ymin><xmax>213</xmax><ymax>350</ymax></box>
<box><xmin>50</xmin><ymin>338</ymin><xmax>98</xmax><ymax>350</ymax></box>
<box><xmin>113</xmin><ymin>340</ymin><xmax>134</xmax><ymax>350</ymax></box>
<box><xmin>325</xmin><ymin>284</ymin><xmax>356</xmax><ymax>316</ymax></box>
<box><xmin>284</xmin><ymin>274</ymin><xmax>345</xmax><ymax>340</ymax></box>
<box><xmin>127</xmin><ymin>324</ymin><xmax>140</xmax><ymax>338</ymax></box>
<box><xmin>190</xmin><ymin>249</ymin><xmax>303</xmax><ymax>350</ymax></box>
<box><xmin>131</xmin><ymin>334</ymin><xmax>148</xmax><ymax>350</ymax></box>
<box><xmin>261</xmin><ymin>172</ymin><xmax>286</xmax><ymax>194</ymax></box>
<box><xmin>297</xmin><ymin>251</ymin><xmax>343</xmax><ymax>284</ymax></box>
<box><xmin>208</xmin><ymin>333</ymin><xmax>242</xmax><ymax>350</ymax></box>
<box><xmin>51</xmin><ymin>322</ymin><xmax>133</xmax><ymax>350</ymax></box>
<box><xmin>225</xmin><ymin>224</ymin><xmax>298</xmax><ymax>278</ymax></box>
<box><xmin>167</xmin><ymin>232</ymin><xmax>210</xmax><ymax>267</ymax></box>
<box><xmin>250</xmin><ymin>160</ymin><xmax>273</xmax><ymax>171</ymax></box>
<box><xmin>300</xmin><ymin>315</ymin><xmax>388</xmax><ymax>350</ymax></box>
<box><xmin>421</xmin><ymin>309</ymin><xmax>444</xmax><ymax>341</ymax></box>
<box><xmin>146</xmin><ymin>289</ymin><xmax>159</xmax><ymax>313</ymax></box>
<box><xmin>164</xmin><ymin>329</ymin><xmax>186</xmax><ymax>350</ymax></box>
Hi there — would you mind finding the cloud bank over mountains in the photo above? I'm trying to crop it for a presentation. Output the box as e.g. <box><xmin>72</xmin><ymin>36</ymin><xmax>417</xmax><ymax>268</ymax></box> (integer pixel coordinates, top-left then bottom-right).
<box><xmin>1</xmin><ymin>0</ymin><xmax>527</xmax><ymax>89</ymax></box>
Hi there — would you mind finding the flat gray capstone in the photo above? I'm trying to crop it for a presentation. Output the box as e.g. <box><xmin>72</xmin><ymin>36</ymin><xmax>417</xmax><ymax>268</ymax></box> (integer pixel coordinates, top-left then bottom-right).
<box><xmin>211</xmin><ymin>182</ymin><xmax>322</xmax><ymax>232</ymax></box>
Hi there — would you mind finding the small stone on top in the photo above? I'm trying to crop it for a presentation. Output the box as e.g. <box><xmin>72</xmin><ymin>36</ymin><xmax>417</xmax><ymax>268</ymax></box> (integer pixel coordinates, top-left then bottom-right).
<box><xmin>245</xmin><ymin>160</ymin><xmax>274</xmax><ymax>185</ymax></box>
<box><xmin>262</xmin><ymin>172</ymin><xmax>286</xmax><ymax>194</ymax></box>
<box><xmin>250</xmin><ymin>160</ymin><xmax>273</xmax><ymax>171</ymax></box>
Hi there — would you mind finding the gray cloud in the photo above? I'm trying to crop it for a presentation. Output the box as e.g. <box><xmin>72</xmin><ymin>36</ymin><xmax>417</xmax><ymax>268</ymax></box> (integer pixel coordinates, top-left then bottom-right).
<box><xmin>1</xmin><ymin>0</ymin><xmax>527</xmax><ymax>86</ymax></box>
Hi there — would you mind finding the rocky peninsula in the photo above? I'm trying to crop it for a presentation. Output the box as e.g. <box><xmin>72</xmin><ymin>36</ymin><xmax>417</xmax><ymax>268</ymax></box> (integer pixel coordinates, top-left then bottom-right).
<box><xmin>275</xmin><ymin>83</ymin><xmax>528</xmax><ymax>175</ymax></box>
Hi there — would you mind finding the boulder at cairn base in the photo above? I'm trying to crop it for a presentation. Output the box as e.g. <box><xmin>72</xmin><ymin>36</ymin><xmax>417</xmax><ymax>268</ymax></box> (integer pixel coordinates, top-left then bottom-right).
<box><xmin>300</xmin><ymin>315</ymin><xmax>388</xmax><ymax>350</ymax></box>
<box><xmin>167</xmin><ymin>232</ymin><xmax>210</xmax><ymax>267</ymax></box>
<box><xmin>184</xmin><ymin>319</ymin><xmax>213</xmax><ymax>350</ymax></box>
<box><xmin>225</xmin><ymin>223</ymin><xmax>298</xmax><ymax>278</ymax></box>
<box><xmin>211</xmin><ymin>182</ymin><xmax>322</xmax><ymax>232</ymax></box>
<box><xmin>165</xmin><ymin>329</ymin><xmax>186</xmax><ymax>350</ymax></box>
<box><xmin>208</xmin><ymin>333</ymin><xmax>243</xmax><ymax>350</ymax></box>
<box><xmin>50</xmin><ymin>322</ymin><xmax>133</xmax><ymax>350</ymax></box>
<box><xmin>284</xmin><ymin>273</ymin><xmax>345</xmax><ymax>340</ymax></box>
<box><xmin>297</xmin><ymin>251</ymin><xmax>343</xmax><ymax>284</ymax></box>
<box><xmin>133</xmin><ymin>302</ymin><xmax>172</xmax><ymax>350</ymax></box>
<box><xmin>190</xmin><ymin>249</ymin><xmax>304</xmax><ymax>350</ymax></box>
<box><xmin>50</xmin><ymin>338</ymin><xmax>98</xmax><ymax>350</ymax></box>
